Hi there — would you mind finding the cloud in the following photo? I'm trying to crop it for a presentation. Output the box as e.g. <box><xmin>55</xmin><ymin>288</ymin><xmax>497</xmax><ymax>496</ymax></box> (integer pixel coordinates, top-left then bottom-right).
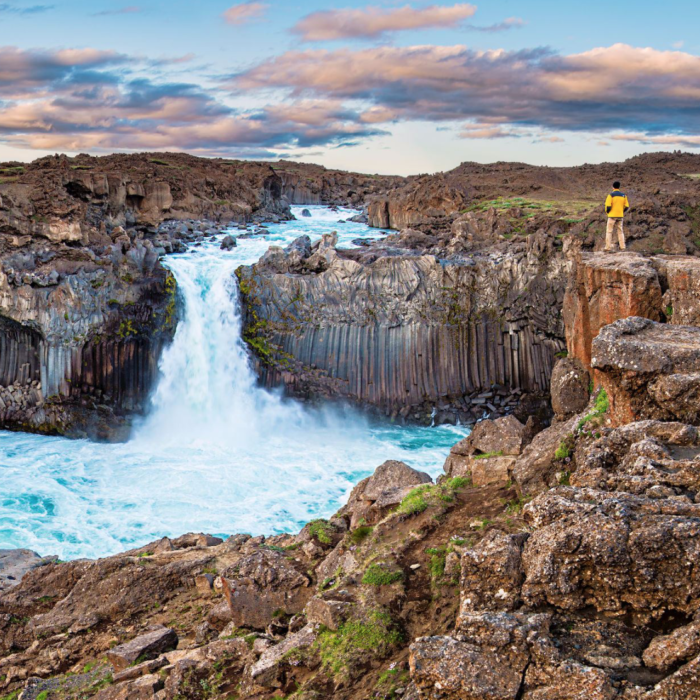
<box><xmin>222</xmin><ymin>2</ymin><xmax>267</xmax><ymax>26</ymax></box>
<box><xmin>291</xmin><ymin>3</ymin><xmax>477</xmax><ymax>42</ymax></box>
<box><xmin>672</xmin><ymin>41</ymin><xmax>685</xmax><ymax>49</ymax></box>
<box><xmin>0</xmin><ymin>47</ymin><xmax>382</xmax><ymax>156</ymax></box>
<box><xmin>231</xmin><ymin>43</ymin><xmax>700</xmax><ymax>140</ymax></box>
<box><xmin>464</xmin><ymin>17</ymin><xmax>526</xmax><ymax>33</ymax></box>
<box><xmin>92</xmin><ymin>6</ymin><xmax>141</xmax><ymax>16</ymax></box>
<box><xmin>0</xmin><ymin>3</ymin><xmax>53</xmax><ymax>14</ymax></box>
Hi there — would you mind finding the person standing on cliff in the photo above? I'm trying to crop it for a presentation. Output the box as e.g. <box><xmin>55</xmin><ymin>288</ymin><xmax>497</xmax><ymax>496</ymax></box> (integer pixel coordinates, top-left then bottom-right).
<box><xmin>604</xmin><ymin>181</ymin><xmax>629</xmax><ymax>252</ymax></box>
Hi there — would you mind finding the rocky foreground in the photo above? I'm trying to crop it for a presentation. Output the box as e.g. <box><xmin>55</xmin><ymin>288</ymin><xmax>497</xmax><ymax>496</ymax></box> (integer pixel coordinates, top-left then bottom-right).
<box><xmin>3</xmin><ymin>247</ymin><xmax>700</xmax><ymax>698</ymax></box>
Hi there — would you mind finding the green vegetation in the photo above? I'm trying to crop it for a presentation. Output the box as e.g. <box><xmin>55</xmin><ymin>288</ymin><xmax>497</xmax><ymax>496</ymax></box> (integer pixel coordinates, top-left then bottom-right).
<box><xmin>316</xmin><ymin>610</ymin><xmax>403</xmax><ymax>678</ymax></box>
<box><xmin>462</xmin><ymin>196</ymin><xmax>595</xmax><ymax>218</ymax></box>
<box><xmin>426</xmin><ymin>546</ymin><xmax>447</xmax><ymax>582</ymax></box>
<box><xmin>559</xmin><ymin>471</ymin><xmax>571</xmax><ymax>486</ymax></box>
<box><xmin>349</xmin><ymin>525</ymin><xmax>373</xmax><ymax>545</ymax></box>
<box><xmin>555</xmin><ymin>350</ymin><xmax>569</xmax><ymax>358</ymax></box>
<box><xmin>503</xmin><ymin>495</ymin><xmax>531</xmax><ymax>515</ymax></box>
<box><xmin>117</xmin><ymin>319</ymin><xmax>137</xmax><ymax>339</ymax></box>
<box><xmin>576</xmin><ymin>389</ymin><xmax>609</xmax><ymax>432</ymax></box>
<box><xmin>666</xmin><ymin>305</ymin><xmax>674</xmax><ymax>318</ymax></box>
<box><xmin>0</xmin><ymin>691</ymin><xmax>20</xmax><ymax>700</ymax></box>
<box><xmin>362</xmin><ymin>563</ymin><xmax>404</xmax><ymax>586</ymax></box>
<box><xmin>376</xmin><ymin>668</ymin><xmax>411</xmax><ymax>699</ymax></box>
<box><xmin>308</xmin><ymin>519</ymin><xmax>334</xmax><ymax>545</ymax></box>
<box><xmin>473</xmin><ymin>450</ymin><xmax>504</xmax><ymax>460</ymax></box>
<box><xmin>554</xmin><ymin>436</ymin><xmax>573</xmax><ymax>461</ymax></box>
<box><xmin>396</xmin><ymin>477</ymin><xmax>470</xmax><ymax>516</ymax></box>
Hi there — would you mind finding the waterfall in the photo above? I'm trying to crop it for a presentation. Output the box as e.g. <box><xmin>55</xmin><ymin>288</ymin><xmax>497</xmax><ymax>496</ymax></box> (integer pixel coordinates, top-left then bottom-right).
<box><xmin>0</xmin><ymin>207</ymin><xmax>467</xmax><ymax>560</ymax></box>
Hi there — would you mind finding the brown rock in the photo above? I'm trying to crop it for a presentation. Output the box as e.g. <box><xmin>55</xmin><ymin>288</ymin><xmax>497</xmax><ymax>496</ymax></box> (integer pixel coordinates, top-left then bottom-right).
<box><xmin>106</xmin><ymin>627</ymin><xmax>178</xmax><ymax>671</ymax></box>
<box><xmin>459</xmin><ymin>531</ymin><xmax>527</xmax><ymax>614</ymax></box>
<box><xmin>550</xmin><ymin>357</ymin><xmax>590</xmax><ymax>419</ymax></box>
<box><xmin>304</xmin><ymin>597</ymin><xmax>353</xmax><ymax>631</ymax></box>
<box><xmin>341</xmin><ymin>460</ymin><xmax>432</xmax><ymax>527</ymax></box>
<box><xmin>563</xmin><ymin>252</ymin><xmax>662</xmax><ymax>371</ymax></box>
<box><xmin>249</xmin><ymin>623</ymin><xmax>318</xmax><ymax>688</ymax></box>
<box><xmin>511</xmin><ymin>416</ymin><xmax>578</xmax><ymax>495</ymax></box>
<box><xmin>470</xmin><ymin>455</ymin><xmax>516</xmax><ymax>487</ymax></box>
<box><xmin>592</xmin><ymin>317</ymin><xmax>700</xmax><ymax>426</ymax></box>
<box><xmin>444</xmin><ymin>416</ymin><xmax>527</xmax><ymax>478</ymax></box>
<box><xmin>643</xmin><ymin>620</ymin><xmax>700</xmax><ymax>673</ymax></box>
<box><xmin>221</xmin><ymin>550</ymin><xmax>311</xmax><ymax>630</ymax></box>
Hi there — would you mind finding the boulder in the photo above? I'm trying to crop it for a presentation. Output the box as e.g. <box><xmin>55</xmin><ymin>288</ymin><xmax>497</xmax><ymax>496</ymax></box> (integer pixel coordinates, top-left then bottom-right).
<box><xmin>410</xmin><ymin>613</ymin><xmax>550</xmax><ymax>700</ymax></box>
<box><xmin>521</xmin><ymin>488</ymin><xmax>700</xmax><ymax>621</ymax></box>
<box><xmin>220</xmin><ymin>234</ymin><xmax>237</xmax><ymax>250</ymax></box>
<box><xmin>221</xmin><ymin>549</ymin><xmax>311</xmax><ymax>630</ymax></box>
<box><xmin>459</xmin><ymin>531</ymin><xmax>527</xmax><ymax>614</ymax></box>
<box><xmin>643</xmin><ymin>620</ymin><xmax>700</xmax><ymax>673</ymax></box>
<box><xmin>591</xmin><ymin>317</ymin><xmax>700</xmax><ymax>426</ymax></box>
<box><xmin>249</xmin><ymin>623</ymin><xmax>318</xmax><ymax>688</ymax></box>
<box><xmin>658</xmin><ymin>256</ymin><xmax>700</xmax><ymax>326</ymax></box>
<box><xmin>550</xmin><ymin>357</ymin><xmax>590</xmax><ymax>419</ymax></box>
<box><xmin>106</xmin><ymin>627</ymin><xmax>178</xmax><ymax>671</ymax></box>
<box><xmin>301</xmin><ymin>208</ymin><xmax>312</xmax><ymax>217</ymax></box>
<box><xmin>341</xmin><ymin>460</ymin><xmax>432</xmax><ymax>528</ymax></box>
<box><xmin>511</xmin><ymin>416</ymin><xmax>578</xmax><ymax>496</ymax></box>
<box><xmin>444</xmin><ymin>416</ymin><xmax>527</xmax><ymax>484</ymax></box>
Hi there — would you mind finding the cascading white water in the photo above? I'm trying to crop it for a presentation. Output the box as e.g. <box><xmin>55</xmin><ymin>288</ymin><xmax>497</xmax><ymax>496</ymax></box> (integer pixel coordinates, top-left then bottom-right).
<box><xmin>0</xmin><ymin>207</ymin><xmax>468</xmax><ymax>560</ymax></box>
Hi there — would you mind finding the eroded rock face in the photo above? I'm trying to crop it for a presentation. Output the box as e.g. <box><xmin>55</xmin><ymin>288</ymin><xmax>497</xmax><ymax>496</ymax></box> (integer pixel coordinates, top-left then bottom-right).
<box><xmin>563</xmin><ymin>253</ymin><xmax>663</xmax><ymax>371</ymax></box>
<box><xmin>592</xmin><ymin>317</ymin><xmax>700</xmax><ymax>426</ymax></box>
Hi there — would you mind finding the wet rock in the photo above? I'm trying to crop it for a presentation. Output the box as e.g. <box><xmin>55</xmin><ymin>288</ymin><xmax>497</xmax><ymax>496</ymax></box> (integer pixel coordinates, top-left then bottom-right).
<box><xmin>220</xmin><ymin>234</ymin><xmax>237</xmax><ymax>251</ymax></box>
<box><xmin>106</xmin><ymin>627</ymin><xmax>178</xmax><ymax>671</ymax></box>
<box><xmin>301</xmin><ymin>208</ymin><xmax>312</xmax><ymax>217</ymax></box>
<box><xmin>0</xmin><ymin>550</ymin><xmax>51</xmax><ymax>591</ymax></box>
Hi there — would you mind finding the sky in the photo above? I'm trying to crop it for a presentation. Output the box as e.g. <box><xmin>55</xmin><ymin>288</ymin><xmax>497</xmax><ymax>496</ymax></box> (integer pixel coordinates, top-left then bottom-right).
<box><xmin>0</xmin><ymin>0</ymin><xmax>699</xmax><ymax>175</ymax></box>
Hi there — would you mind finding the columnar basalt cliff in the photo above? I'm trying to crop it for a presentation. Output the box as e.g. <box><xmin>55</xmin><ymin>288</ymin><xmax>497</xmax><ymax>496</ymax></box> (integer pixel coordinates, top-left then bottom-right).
<box><xmin>238</xmin><ymin>228</ymin><xmax>568</xmax><ymax>424</ymax></box>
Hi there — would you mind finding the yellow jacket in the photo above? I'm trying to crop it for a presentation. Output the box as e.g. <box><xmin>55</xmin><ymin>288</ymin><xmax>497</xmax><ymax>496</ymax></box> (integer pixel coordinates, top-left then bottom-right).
<box><xmin>605</xmin><ymin>189</ymin><xmax>630</xmax><ymax>218</ymax></box>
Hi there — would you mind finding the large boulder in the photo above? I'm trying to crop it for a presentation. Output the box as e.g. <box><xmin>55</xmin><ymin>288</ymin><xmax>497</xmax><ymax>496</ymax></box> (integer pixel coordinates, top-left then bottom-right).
<box><xmin>521</xmin><ymin>487</ymin><xmax>700</xmax><ymax>621</ymax></box>
<box><xmin>550</xmin><ymin>357</ymin><xmax>590</xmax><ymax>419</ymax></box>
<box><xmin>444</xmin><ymin>416</ymin><xmax>528</xmax><ymax>487</ymax></box>
<box><xmin>221</xmin><ymin>549</ymin><xmax>312</xmax><ymax>630</ymax></box>
<box><xmin>340</xmin><ymin>460</ymin><xmax>432</xmax><ymax>528</ymax></box>
<box><xmin>592</xmin><ymin>317</ymin><xmax>700</xmax><ymax>426</ymax></box>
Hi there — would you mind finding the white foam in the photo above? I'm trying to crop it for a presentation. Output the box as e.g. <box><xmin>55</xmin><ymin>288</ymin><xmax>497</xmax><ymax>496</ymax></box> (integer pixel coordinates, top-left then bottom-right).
<box><xmin>0</xmin><ymin>206</ymin><xmax>467</xmax><ymax>560</ymax></box>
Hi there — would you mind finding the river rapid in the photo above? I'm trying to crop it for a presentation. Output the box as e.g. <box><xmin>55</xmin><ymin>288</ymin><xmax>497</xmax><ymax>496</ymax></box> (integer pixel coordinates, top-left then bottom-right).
<box><xmin>0</xmin><ymin>206</ymin><xmax>467</xmax><ymax>560</ymax></box>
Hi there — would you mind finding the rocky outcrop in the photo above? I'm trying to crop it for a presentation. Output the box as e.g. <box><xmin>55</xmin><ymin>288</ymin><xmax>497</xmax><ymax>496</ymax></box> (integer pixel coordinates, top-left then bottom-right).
<box><xmin>238</xmin><ymin>232</ymin><xmax>568</xmax><ymax>424</ymax></box>
<box><xmin>563</xmin><ymin>252</ymin><xmax>700</xmax><ymax>371</ymax></box>
<box><xmin>592</xmin><ymin>317</ymin><xmax>700</xmax><ymax>426</ymax></box>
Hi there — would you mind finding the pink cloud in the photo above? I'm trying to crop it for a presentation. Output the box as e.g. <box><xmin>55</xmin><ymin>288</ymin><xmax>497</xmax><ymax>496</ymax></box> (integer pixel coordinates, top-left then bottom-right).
<box><xmin>291</xmin><ymin>3</ymin><xmax>477</xmax><ymax>42</ymax></box>
<box><xmin>222</xmin><ymin>2</ymin><xmax>267</xmax><ymax>26</ymax></box>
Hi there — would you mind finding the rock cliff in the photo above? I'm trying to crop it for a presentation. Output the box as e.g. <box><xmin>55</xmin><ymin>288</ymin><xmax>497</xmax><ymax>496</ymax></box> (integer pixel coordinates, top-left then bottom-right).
<box><xmin>238</xmin><ymin>228</ymin><xmax>568</xmax><ymax>424</ymax></box>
